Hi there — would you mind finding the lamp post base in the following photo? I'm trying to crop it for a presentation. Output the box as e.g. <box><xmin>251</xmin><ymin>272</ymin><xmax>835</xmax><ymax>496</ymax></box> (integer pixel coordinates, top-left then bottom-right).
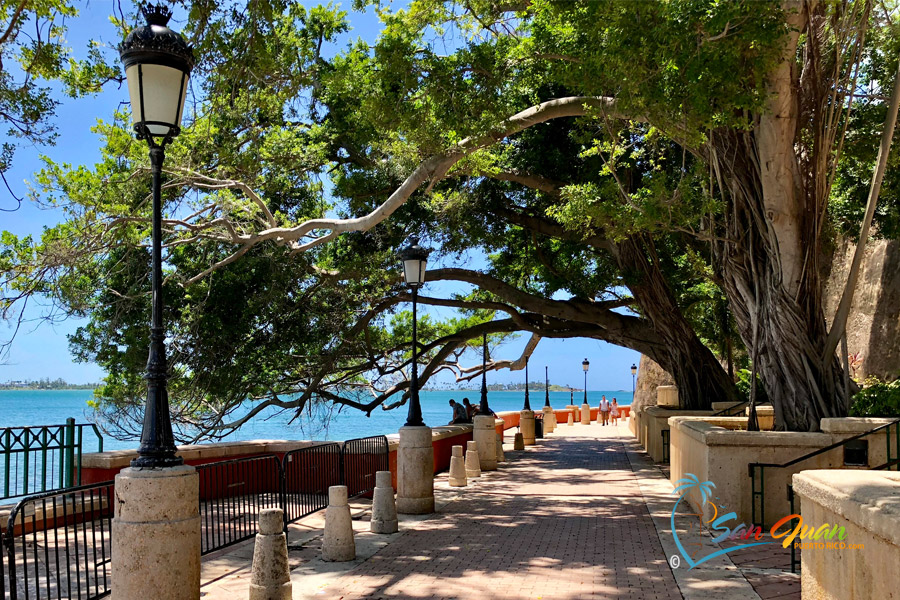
<box><xmin>473</xmin><ymin>415</ymin><xmax>498</xmax><ymax>471</ymax></box>
<box><xmin>396</xmin><ymin>426</ymin><xmax>435</xmax><ymax>515</ymax></box>
<box><xmin>520</xmin><ymin>410</ymin><xmax>536</xmax><ymax>445</ymax></box>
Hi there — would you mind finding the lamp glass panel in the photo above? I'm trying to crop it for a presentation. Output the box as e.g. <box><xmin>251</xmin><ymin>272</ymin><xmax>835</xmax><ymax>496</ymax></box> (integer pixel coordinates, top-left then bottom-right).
<box><xmin>403</xmin><ymin>258</ymin><xmax>427</xmax><ymax>286</ymax></box>
<box><xmin>126</xmin><ymin>64</ymin><xmax>189</xmax><ymax>136</ymax></box>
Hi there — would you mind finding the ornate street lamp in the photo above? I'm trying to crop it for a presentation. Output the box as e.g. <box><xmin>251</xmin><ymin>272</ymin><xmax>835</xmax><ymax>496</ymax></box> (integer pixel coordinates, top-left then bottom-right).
<box><xmin>479</xmin><ymin>332</ymin><xmax>491</xmax><ymax>415</ymax></box>
<box><xmin>399</xmin><ymin>237</ymin><xmax>430</xmax><ymax>427</ymax></box>
<box><xmin>523</xmin><ymin>359</ymin><xmax>532</xmax><ymax>411</ymax></box>
<box><xmin>631</xmin><ymin>363</ymin><xmax>638</xmax><ymax>395</ymax></box>
<box><xmin>121</xmin><ymin>4</ymin><xmax>194</xmax><ymax>468</ymax></box>
<box><xmin>544</xmin><ymin>366</ymin><xmax>551</xmax><ymax>408</ymax></box>
<box><xmin>582</xmin><ymin>358</ymin><xmax>590</xmax><ymax>404</ymax></box>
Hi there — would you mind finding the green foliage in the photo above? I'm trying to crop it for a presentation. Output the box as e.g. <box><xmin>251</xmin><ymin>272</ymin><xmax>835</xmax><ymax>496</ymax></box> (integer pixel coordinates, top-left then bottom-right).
<box><xmin>850</xmin><ymin>377</ymin><xmax>900</xmax><ymax>418</ymax></box>
<box><xmin>735</xmin><ymin>368</ymin><xmax>768</xmax><ymax>405</ymax></box>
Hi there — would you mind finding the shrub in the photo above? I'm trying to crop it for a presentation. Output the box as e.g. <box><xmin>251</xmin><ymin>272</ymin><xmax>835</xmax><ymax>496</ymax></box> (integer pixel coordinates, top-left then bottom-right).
<box><xmin>849</xmin><ymin>377</ymin><xmax>900</xmax><ymax>418</ymax></box>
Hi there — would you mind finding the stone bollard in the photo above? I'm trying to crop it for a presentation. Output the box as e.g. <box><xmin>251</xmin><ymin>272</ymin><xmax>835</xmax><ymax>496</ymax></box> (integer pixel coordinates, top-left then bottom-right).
<box><xmin>465</xmin><ymin>440</ymin><xmax>482</xmax><ymax>478</ymax></box>
<box><xmin>581</xmin><ymin>402</ymin><xmax>591</xmax><ymax>425</ymax></box>
<box><xmin>249</xmin><ymin>508</ymin><xmax>292</xmax><ymax>600</ymax></box>
<box><xmin>513</xmin><ymin>432</ymin><xmax>525</xmax><ymax>450</ymax></box>
<box><xmin>567</xmin><ymin>410</ymin><xmax>574</xmax><ymax>426</ymax></box>
<box><xmin>396</xmin><ymin>425</ymin><xmax>435</xmax><ymax>514</ymax></box>
<box><xmin>520</xmin><ymin>410</ymin><xmax>536</xmax><ymax>445</ymax></box>
<box><xmin>496</xmin><ymin>433</ymin><xmax>506</xmax><ymax>462</ymax></box>
<box><xmin>449</xmin><ymin>445</ymin><xmax>467</xmax><ymax>487</ymax></box>
<box><xmin>111</xmin><ymin>465</ymin><xmax>200</xmax><ymax>600</ymax></box>
<box><xmin>322</xmin><ymin>486</ymin><xmax>355</xmax><ymax>562</ymax></box>
<box><xmin>542</xmin><ymin>406</ymin><xmax>555</xmax><ymax>434</ymax></box>
<box><xmin>370</xmin><ymin>471</ymin><xmax>398</xmax><ymax>534</ymax></box>
<box><xmin>473</xmin><ymin>415</ymin><xmax>498</xmax><ymax>471</ymax></box>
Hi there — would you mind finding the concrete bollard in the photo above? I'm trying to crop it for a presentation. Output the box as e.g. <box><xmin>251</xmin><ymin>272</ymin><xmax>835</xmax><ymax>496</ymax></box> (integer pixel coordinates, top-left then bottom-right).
<box><xmin>111</xmin><ymin>465</ymin><xmax>200</xmax><ymax>600</ymax></box>
<box><xmin>513</xmin><ymin>432</ymin><xmax>525</xmax><ymax>450</ymax></box>
<box><xmin>322</xmin><ymin>486</ymin><xmax>355</xmax><ymax>562</ymax></box>
<box><xmin>449</xmin><ymin>445</ymin><xmax>467</xmax><ymax>487</ymax></box>
<box><xmin>567</xmin><ymin>410</ymin><xmax>574</xmax><ymax>426</ymax></box>
<box><xmin>473</xmin><ymin>415</ymin><xmax>498</xmax><ymax>471</ymax></box>
<box><xmin>465</xmin><ymin>440</ymin><xmax>482</xmax><ymax>478</ymax></box>
<box><xmin>581</xmin><ymin>402</ymin><xmax>591</xmax><ymax>425</ymax></box>
<box><xmin>249</xmin><ymin>508</ymin><xmax>292</xmax><ymax>600</ymax></box>
<box><xmin>370</xmin><ymin>471</ymin><xmax>398</xmax><ymax>534</ymax></box>
<box><xmin>520</xmin><ymin>410</ymin><xmax>536</xmax><ymax>445</ymax></box>
<box><xmin>496</xmin><ymin>433</ymin><xmax>506</xmax><ymax>462</ymax></box>
<box><xmin>542</xmin><ymin>406</ymin><xmax>555</xmax><ymax>434</ymax></box>
<box><xmin>396</xmin><ymin>425</ymin><xmax>435</xmax><ymax>514</ymax></box>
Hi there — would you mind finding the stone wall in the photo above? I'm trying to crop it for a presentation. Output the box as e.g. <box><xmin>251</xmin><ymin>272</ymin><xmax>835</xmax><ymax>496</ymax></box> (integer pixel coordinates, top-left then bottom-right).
<box><xmin>629</xmin><ymin>355</ymin><xmax>675</xmax><ymax>438</ymax></box>
<box><xmin>823</xmin><ymin>237</ymin><xmax>900</xmax><ymax>381</ymax></box>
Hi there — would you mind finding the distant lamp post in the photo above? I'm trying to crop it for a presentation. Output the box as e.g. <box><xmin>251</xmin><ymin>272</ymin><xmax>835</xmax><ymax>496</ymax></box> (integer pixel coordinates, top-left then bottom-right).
<box><xmin>544</xmin><ymin>366</ymin><xmax>551</xmax><ymax>407</ymax></box>
<box><xmin>479</xmin><ymin>332</ymin><xmax>491</xmax><ymax>415</ymax></box>
<box><xmin>523</xmin><ymin>359</ymin><xmax>532</xmax><ymax>411</ymax></box>
<box><xmin>121</xmin><ymin>4</ymin><xmax>194</xmax><ymax>468</ymax></box>
<box><xmin>631</xmin><ymin>363</ymin><xmax>638</xmax><ymax>395</ymax></box>
<box><xmin>582</xmin><ymin>358</ymin><xmax>590</xmax><ymax>404</ymax></box>
<box><xmin>399</xmin><ymin>237</ymin><xmax>430</xmax><ymax>427</ymax></box>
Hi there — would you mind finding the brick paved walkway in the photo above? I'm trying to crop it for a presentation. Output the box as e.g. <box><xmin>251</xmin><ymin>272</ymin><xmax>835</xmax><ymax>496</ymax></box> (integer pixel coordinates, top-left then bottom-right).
<box><xmin>201</xmin><ymin>421</ymin><xmax>799</xmax><ymax>600</ymax></box>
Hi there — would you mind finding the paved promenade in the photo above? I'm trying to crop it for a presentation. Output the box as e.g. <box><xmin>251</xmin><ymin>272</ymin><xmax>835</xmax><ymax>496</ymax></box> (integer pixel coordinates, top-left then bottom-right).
<box><xmin>201</xmin><ymin>421</ymin><xmax>798</xmax><ymax>600</ymax></box>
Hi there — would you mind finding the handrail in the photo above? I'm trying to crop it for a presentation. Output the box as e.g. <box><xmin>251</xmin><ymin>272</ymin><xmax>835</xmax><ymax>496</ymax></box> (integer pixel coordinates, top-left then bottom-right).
<box><xmin>712</xmin><ymin>400</ymin><xmax>749</xmax><ymax>416</ymax></box>
<box><xmin>749</xmin><ymin>418</ymin><xmax>900</xmax><ymax>471</ymax></box>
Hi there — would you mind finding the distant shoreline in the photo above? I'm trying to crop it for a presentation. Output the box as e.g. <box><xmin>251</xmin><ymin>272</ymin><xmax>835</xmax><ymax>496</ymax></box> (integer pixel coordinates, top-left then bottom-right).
<box><xmin>0</xmin><ymin>386</ymin><xmax>98</xmax><ymax>391</ymax></box>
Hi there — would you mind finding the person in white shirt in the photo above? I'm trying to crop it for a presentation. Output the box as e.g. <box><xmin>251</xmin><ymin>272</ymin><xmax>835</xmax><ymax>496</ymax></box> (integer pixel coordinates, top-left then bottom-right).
<box><xmin>600</xmin><ymin>396</ymin><xmax>610</xmax><ymax>426</ymax></box>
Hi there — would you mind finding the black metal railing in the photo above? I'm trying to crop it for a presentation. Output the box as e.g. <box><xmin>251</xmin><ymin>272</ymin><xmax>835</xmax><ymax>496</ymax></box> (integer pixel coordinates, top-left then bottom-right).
<box><xmin>3</xmin><ymin>480</ymin><xmax>114</xmax><ymax>600</ymax></box>
<box><xmin>282</xmin><ymin>443</ymin><xmax>342</xmax><ymax>527</ymax></box>
<box><xmin>749</xmin><ymin>418</ymin><xmax>900</xmax><ymax>527</ymax></box>
<box><xmin>712</xmin><ymin>401</ymin><xmax>750</xmax><ymax>417</ymax></box>
<box><xmin>341</xmin><ymin>435</ymin><xmax>389</xmax><ymax>498</ymax></box>
<box><xmin>661</xmin><ymin>429</ymin><xmax>670</xmax><ymax>463</ymax></box>
<box><xmin>1</xmin><ymin>421</ymin><xmax>104</xmax><ymax>502</ymax></box>
<box><xmin>197</xmin><ymin>454</ymin><xmax>283</xmax><ymax>555</ymax></box>
<box><xmin>786</xmin><ymin>484</ymin><xmax>800</xmax><ymax>573</ymax></box>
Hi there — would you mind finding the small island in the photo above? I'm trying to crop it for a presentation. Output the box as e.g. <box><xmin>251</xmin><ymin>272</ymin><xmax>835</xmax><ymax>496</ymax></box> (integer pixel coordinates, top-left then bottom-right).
<box><xmin>0</xmin><ymin>378</ymin><xmax>99</xmax><ymax>391</ymax></box>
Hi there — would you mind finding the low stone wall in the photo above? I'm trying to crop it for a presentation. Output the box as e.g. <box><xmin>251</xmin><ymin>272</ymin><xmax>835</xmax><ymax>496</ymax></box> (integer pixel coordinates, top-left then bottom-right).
<box><xmin>641</xmin><ymin>407</ymin><xmax>713</xmax><ymax>462</ymax></box>
<box><xmin>669</xmin><ymin>416</ymin><xmax>897</xmax><ymax>528</ymax></box>
<box><xmin>793</xmin><ymin>470</ymin><xmax>900</xmax><ymax>599</ymax></box>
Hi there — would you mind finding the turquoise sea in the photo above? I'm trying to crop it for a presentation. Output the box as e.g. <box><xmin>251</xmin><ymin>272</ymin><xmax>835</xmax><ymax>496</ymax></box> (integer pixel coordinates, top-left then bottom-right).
<box><xmin>0</xmin><ymin>389</ymin><xmax>632</xmax><ymax>451</ymax></box>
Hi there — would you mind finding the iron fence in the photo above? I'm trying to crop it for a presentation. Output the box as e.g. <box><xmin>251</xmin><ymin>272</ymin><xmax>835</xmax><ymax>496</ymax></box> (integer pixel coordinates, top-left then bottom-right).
<box><xmin>282</xmin><ymin>443</ymin><xmax>342</xmax><ymax>526</ymax></box>
<box><xmin>3</xmin><ymin>480</ymin><xmax>114</xmax><ymax>600</ymax></box>
<box><xmin>341</xmin><ymin>435</ymin><xmax>389</xmax><ymax>498</ymax></box>
<box><xmin>1</xmin><ymin>420</ymin><xmax>104</xmax><ymax>502</ymax></box>
<box><xmin>197</xmin><ymin>454</ymin><xmax>283</xmax><ymax>555</ymax></box>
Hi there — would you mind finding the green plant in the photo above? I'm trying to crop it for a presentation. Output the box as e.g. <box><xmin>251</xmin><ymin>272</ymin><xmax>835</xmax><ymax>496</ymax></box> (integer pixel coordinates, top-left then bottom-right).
<box><xmin>850</xmin><ymin>377</ymin><xmax>900</xmax><ymax>418</ymax></box>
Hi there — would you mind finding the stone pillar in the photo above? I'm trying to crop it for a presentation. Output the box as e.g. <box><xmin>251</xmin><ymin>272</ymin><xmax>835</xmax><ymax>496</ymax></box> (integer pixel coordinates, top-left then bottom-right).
<box><xmin>541</xmin><ymin>406</ymin><xmax>555</xmax><ymax>433</ymax></box>
<box><xmin>520</xmin><ymin>410</ymin><xmax>536</xmax><ymax>445</ymax></box>
<box><xmin>657</xmin><ymin>385</ymin><xmax>679</xmax><ymax>407</ymax></box>
<box><xmin>249</xmin><ymin>508</ymin><xmax>292</xmax><ymax>600</ymax></box>
<box><xmin>495</xmin><ymin>433</ymin><xmax>506</xmax><ymax>462</ymax></box>
<box><xmin>513</xmin><ymin>432</ymin><xmax>525</xmax><ymax>450</ymax></box>
<box><xmin>567</xmin><ymin>410</ymin><xmax>574</xmax><ymax>426</ymax></box>
<box><xmin>370</xmin><ymin>471</ymin><xmax>398</xmax><ymax>534</ymax></box>
<box><xmin>548</xmin><ymin>409</ymin><xmax>557</xmax><ymax>431</ymax></box>
<box><xmin>448</xmin><ymin>445</ymin><xmax>467</xmax><ymax>486</ymax></box>
<box><xmin>322</xmin><ymin>485</ymin><xmax>355</xmax><ymax>562</ymax></box>
<box><xmin>112</xmin><ymin>465</ymin><xmax>200</xmax><ymax>600</ymax></box>
<box><xmin>465</xmin><ymin>440</ymin><xmax>481</xmax><ymax>478</ymax></box>
<box><xmin>473</xmin><ymin>415</ymin><xmax>497</xmax><ymax>471</ymax></box>
<box><xmin>580</xmin><ymin>403</ymin><xmax>591</xmax><ymax>425</ymax></box>
<box><xmin>396</xmin><ymin>425</ymin><xmax>435</xmax><ymax>515</ymax></box>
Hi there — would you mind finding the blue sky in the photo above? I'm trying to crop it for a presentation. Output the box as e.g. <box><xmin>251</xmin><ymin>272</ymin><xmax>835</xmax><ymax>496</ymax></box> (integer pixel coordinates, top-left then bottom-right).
<box><xmin>0</xmin><ymin>2</ymin><xmax>640</xmax><ymax>390</ymax></box>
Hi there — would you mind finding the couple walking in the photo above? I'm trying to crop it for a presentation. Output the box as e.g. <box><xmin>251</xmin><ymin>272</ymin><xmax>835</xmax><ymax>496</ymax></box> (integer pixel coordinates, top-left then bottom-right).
<box><xmin>599</xmin><ymin>396</ymin><xmax>620</xmax><ymax>426</ymax></box>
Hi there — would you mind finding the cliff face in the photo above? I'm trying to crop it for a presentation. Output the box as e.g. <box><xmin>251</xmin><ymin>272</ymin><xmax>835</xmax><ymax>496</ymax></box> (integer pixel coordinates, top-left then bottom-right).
<box><xmin>823</xmin><ymin>238</ymin><xmax>900</xmax><ymax>382</ymax></box>
<box><xmin>631</xmin><ymin>355</ymin><xmax>675</xmax><ymax>415</ymax></box>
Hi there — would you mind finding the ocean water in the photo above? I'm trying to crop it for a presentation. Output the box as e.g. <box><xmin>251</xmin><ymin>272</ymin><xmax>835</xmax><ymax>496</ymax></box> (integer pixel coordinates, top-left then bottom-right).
<box><xmin>0</xmin><ymin>389</ymin><xmax>632</xmax><ymax>450</ymax></box>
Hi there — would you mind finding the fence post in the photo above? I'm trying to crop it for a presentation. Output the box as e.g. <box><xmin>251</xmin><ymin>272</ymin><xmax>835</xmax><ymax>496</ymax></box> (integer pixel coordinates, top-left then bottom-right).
<box><xmin>64</xmin><ymin>418</ymin><xmax>76</xmax><ymax>489</ymax></box>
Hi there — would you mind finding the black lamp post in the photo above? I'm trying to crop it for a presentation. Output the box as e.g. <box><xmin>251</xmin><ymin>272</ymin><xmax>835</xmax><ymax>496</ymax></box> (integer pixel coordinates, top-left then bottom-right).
<box><xmin>121</xmin><ymin>4</ymin><xmax>194</xmax><ymax>469</ymax></box>
<box><xmin>399</xmin><ymin>237</ymin><xmax>430</xmax><ymax>427</ymax></box>
<box><xmin>582</xmin><ymin>358</ymin><xmax>590</xmax><ymax>404</ymax></box>
<box><xmin>523</xmin><ymin>359</ymin><xmax>532</xmax><ymax>411</ymax></box>
<box><xmin>479</xmin><ymin>332</ymin><xmax>490</xmax><ymax>415</ymax></box>
<box><xmin>631</xmin><ymin>363</ymin><xmax>638</xmax><ymax>395</ymax></box>
<box><xmin>544</xmin><ymin>366</ymin><xmax>550</xmax><ymax>407</ymax></box>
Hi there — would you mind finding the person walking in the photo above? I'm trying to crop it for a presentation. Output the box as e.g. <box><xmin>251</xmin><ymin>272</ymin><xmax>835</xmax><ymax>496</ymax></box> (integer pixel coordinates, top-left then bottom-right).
<box><xmin>610</xmin><ymin>398</ymin><xmax>620</xmax><ymax>426</ymax></box>
<box><xmin>599</xmin><ymin>395</ymin><xmax>610</xmax><ymax>426</ymax></box>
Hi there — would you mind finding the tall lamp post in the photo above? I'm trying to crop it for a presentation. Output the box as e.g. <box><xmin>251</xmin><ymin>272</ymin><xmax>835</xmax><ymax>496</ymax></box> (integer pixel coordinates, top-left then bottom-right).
<box><xmin>399</xmin><ymin>237</ymin><xmax>430</xmax><ymax>427</ymax></box>
<box><xmin>121</xmin><ymin>4</ymin><xmax>194</xmax><ymax>469</ymax></box>
<box><xmin>582</xmin><ymin>358</ymin><xmax>590</xmax><ymax>404</ymax></box>
<box><xmin>479</xmin><ymin>332</ymin><xmax>490</xmax><ymax>415</ymax></box>
<box><xmin>523</xmin><ymin>359</ymin><xmax>532</xmax><ymax>411</ymax></box>
<box><xmin>544</xmin><ymin>366</ymin><xmax>551</xmax><ymax>407</ymax></box>
<box><xmin>631</xmin><ymin>363</ymin><xmax>637</xmax><ymax>395</ymax></box>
